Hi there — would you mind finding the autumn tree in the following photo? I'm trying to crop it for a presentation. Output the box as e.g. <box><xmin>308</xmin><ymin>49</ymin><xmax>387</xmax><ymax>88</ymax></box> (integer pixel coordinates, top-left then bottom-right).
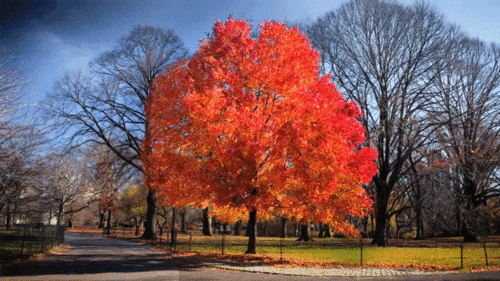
<box><xmin>47</xmin><ymin>26</ymin><xmax>188</xmax><ymax>239</ymax></box>
<box><xmin>145</xmin><ymin>18</ymin><xmax>377</xmax><ymax>254</ymax></box>
<box><xmin>119</xmin><ymin>184</ymin><xmax>147</xmax><ymax>236</ymax></box>
<box><xmin>308</xmin><ymin>0</ymin><xmax>458</xmax><ymax>245</ymax></box>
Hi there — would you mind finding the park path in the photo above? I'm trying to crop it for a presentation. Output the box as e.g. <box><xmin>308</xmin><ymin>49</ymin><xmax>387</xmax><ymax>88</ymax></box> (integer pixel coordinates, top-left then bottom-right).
<box><xmin>0</xmin><ymin>232</ymin><xmax>180</xmax><ymax>280</ymax></box>
<box><xmin>2</xmin><ymin>232</ymin><xmax>500</xmax><ymax>281</ymax></box>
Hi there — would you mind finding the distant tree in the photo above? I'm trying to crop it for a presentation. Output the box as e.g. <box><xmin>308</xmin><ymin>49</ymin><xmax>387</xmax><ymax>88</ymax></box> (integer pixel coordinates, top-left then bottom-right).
<box><xmin>47</xmin><ymin>26</ymin><xmax>188</xmax><ymax>239</ymax></box>
<box><xmin>119</xmin><ymin>184</ymin><xmax>147</xmax><ymax>236</ymax></box>
<box><xmin>0</xmin><ymin>51</ymin><xmax>46</xmax><ymax>228</ymax></box>
<box><xmin>308</xmin><ymin>0</ymin><xmax>458</xmax><ymax>245</ymax></box>
<box><xmin>85</xmin><ymin>143</ymin><xmax>129</xmax><ymax>234</ymax></box>
<box><xmin>145</xmin><ymin>18</ymin><xmax>377</xmax><ymax>254</ymax></box>
<box><xmin>43</xmin><ymin>154</ymin><xmax>93</xmax><ymax>226</ymax></box>
<box><xmin>430</xmin><ymin>37</ymin><xmax>500</xmax><ymax>242</ymax></box>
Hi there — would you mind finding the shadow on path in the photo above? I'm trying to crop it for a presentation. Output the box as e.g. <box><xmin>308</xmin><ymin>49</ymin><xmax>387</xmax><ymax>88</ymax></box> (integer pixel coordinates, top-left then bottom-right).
<box><xmin>0</xmin><ymin>232</ymin><xmax>199</xmax><ymax>277</ymax></box>
<box><xmin>3</xmin><ymin>232</ymin><xmax>500</xmax><ymax>281</ymax></box>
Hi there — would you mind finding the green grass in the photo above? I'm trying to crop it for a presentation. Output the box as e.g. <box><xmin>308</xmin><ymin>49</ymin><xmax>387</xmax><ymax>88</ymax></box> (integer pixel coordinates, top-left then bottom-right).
<box><xmin>165</xmin><ymin>234</ymin><xmax>500</xmax><ymax>270</ymax></box>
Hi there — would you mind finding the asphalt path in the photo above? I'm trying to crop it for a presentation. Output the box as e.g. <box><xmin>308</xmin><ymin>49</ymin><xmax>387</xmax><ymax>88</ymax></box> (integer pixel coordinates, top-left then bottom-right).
<box><xmin>1</xmin><ymin>232</ymin><xmax>500</xmax><ymax>281</ymax></box>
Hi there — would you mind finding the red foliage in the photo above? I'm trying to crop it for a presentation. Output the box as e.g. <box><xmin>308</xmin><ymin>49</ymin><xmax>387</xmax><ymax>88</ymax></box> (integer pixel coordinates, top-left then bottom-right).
<box><xmin>144</xmin><ymin>17</ymin><xmax>377</xmax><ymax>236</ymax></box>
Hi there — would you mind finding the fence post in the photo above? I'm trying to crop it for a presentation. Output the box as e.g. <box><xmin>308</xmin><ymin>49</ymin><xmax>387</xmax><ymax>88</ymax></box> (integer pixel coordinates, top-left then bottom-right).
<box><xmin>20</xmin><ymin>225</ymin><xmax>27</xmax><ymax>258</ymax></box>
<box><xmin>280</xmin><ymin>236</ymin><xmax>284</xmax><ymax>262</ymax></box>
<box><xmin>483</xmin><ymin>241</ymin><xmax>489</xmax><ymax>267</ymax></box>
<box><xmin>360</xmin><ymin>238</ymin><xmax>363</xmax><ymax>266</ymax></box>
<box><xmin>40</xmin><ymin>226</ymin><xmax>45</xmax><ymax>253</ymax></box>
<box><xmin>221</xmin><ymin>231</ymin><xmax>225</xmax><ymax>255</ymax></box>
<box><xmin>460</xmin><ymin>242</ymin><xmax>464</xmax><ymax>269</ymax></box>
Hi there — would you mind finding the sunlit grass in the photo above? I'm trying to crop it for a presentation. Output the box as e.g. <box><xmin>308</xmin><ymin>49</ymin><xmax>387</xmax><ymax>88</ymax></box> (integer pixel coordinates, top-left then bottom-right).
<box><xmin>73</xmin><ymin>227</ymin><xmax>500</xmax><ymax>271</ymax></box>
<box><xmin>167</xmin><ymin>234</ymin><xmax>500</xmax><ymax>270</ymax></box>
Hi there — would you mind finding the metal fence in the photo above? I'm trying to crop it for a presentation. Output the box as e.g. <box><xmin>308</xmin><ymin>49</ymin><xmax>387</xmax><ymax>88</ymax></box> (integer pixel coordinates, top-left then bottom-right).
<box><xmin>101</xmin><ymin>226</ymin><xmax>500</xmax><ymax>269</ymax></box>
<box><xmin>0</xmin><ymin>224</ymin><xmax>65</xmax><ymax>262</ymax></box>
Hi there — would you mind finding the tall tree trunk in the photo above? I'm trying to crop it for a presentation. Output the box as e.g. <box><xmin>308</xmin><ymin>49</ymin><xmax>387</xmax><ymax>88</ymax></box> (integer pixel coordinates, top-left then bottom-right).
<box><xmin>462</xmin><ymin>178</ymin><xmax>479</xmax><ymax>243</ymax></box>
<box><xmin>202</xmin><ymin>207</ymin><xmax>212</xmax><ymax>236</ymax></box>
<box><xmin>106</xmin><ymin>208</ymin><xmax>112</xmax><ymax>235</ymax></box>
<box><xmin>233</xmin><ymin>220</ymin><xmax>241</xmax><ymax>236</ymax></box>
<box><xmin>462</xmin><ymin>222</ymin><xmax>478</xmax><ymax>242</ymax></box>
<box><xmin>134</xmin><ymin>217</ymin><xmax>140</xmax><ymax>236</ymax></box>
<box><xmin>318</xmin><ymin>223</ymin><xmax>331</xmax><ymax>238</ymax></box>
<box><xmin>214</xmin><ymin>220</ymin><xmax>220</xmax><ymax>234</ymax></box>
<box><xmin>245</xmin><ymin>209</ymin><xmax>257</xmax><ymax>254</ymax></box>
<box><xmin>170</xmin><ymin>207</ymin><xmax>176</xmax><ymax>246</ymax></box>
<box><xmin>456</xmin><ymin>204</ymin><xmax>462</xmax><ymax>236</ymax></box>
<box><xmin>372</xmin><ymin>185</ymin><xmax>389</xmax><ymax>246</ymax></box>
<box><xmin>318</xmin><ymin>223</ymin><xmax>325</xmax><ymax>238</ymax></box>
<box><xmin>5</xmin><ymin>203</ymin><xmax>11</xmax><ymax>230</ymax></box>
<box><xmin>297</xmin><ymin>222</ymin><xmax>311</xmax><ymax>241</ymax></box>
<box><xmin>180</xmin><ymin>209</ymin><xmax>186</xmax><ymax>233</ymax></box>
<box><xmin>56</xmin><ymin>204</ymin><xmax>63</xmax><ymax>226</ymax></box>
<box><xmin>415</xmin><ymin>205</ymin><xmax>424</xmax><ymax>240</ymax></box>
<box><xmin>141</xmin><ymin>186</ymin><xmax>156</xmax><ymax>239</ymax></box>
<box><xmin>98</xmin><ymin>210</ymin><xmax>105</xmax><ymax>228</ymax></box>
<box><xmin>281</xmin><ymin>217</ymin><xmax>288</xmax><ymax>238</ymax></box>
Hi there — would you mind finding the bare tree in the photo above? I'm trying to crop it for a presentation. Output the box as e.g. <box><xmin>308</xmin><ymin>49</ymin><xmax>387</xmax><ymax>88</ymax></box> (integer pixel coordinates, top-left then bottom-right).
<box><xmin>430</xmin><ymin>37</ymin><xmax>500</xmax><ymax>242</ymax></box>
<box><xmin>308</xmin><ymin>0</ymin><xmax>458</xmax><ymax>245</ymax></box>
<box><xmin>0</xmin><ymin>51</ymin><xmax>47</xmax><ymax>227</ymax></box>
<box><xmin>85</xmin><ymin>143</ymin><xmax>131</xmax><ymax>233</ymax></box>
<box><xmin>42</xmin><ymin>153</ymin><xmax>93</xmax><ymax>226</ymax></box>
<box><xmin>47</xmin><ymin>26</ymin><xmax>188</xmax><ymax>238</ymax></box>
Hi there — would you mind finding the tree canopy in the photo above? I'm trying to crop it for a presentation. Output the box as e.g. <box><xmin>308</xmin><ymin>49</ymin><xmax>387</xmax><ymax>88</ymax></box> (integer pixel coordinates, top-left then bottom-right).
<box><xmin>145</xmin><ymin>18</ymin><xmax>377</xmax><ymax>253</ymax></box>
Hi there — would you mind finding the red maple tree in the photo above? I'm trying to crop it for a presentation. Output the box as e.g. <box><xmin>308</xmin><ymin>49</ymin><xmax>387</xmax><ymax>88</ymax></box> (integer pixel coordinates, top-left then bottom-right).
<box><xmin>144</xmin><ymin>18</ymin><xmax>377</xmax><ymax>254</ymax></box>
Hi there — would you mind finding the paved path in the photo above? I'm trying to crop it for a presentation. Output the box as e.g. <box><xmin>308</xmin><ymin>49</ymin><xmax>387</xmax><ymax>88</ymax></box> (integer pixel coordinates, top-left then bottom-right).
<box><xmin>2</xmin><ymin>232</ymin><xmax>500</xmax><ymax>280</ymax></box>
<box><xmin>0</xmin><ymin>232</ymin><xmax>180</xmax><ymax>280</ymax></box>
<box><xmin>213</xmin><ymin>263</ymin><xmax>446</xmax><ymax>277</ymax></box>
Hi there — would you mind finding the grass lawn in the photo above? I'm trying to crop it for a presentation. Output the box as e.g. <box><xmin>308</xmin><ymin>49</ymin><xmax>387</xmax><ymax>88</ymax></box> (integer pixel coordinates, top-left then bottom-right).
<box><xmin>167</xmin><ymin>234</ymin><xmax>500</xmax><ymax>270</ymax></box>
<box><xmin>71</xmin><ymin>227</ymin><xmax>500</xmax><ymax>271</ymax></box>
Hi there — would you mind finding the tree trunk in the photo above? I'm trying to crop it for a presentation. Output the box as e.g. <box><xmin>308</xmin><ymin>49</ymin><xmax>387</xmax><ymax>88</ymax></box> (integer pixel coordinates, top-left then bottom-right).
<box><xmin>462</xmin><ymin>220</ymin><xmax>478</xmax><ymax>242</ymax></box>
<box><xmin>56</xmin><ymin>204</ymin><xmax>63</xmax><ymax>226</ymax></box>
<box><xmin>234</xmin><ymin>221</ymin><xmax>241</xmax><ymax>236</ymax></box>
<box><xmin>324</xmin><ymin>226</ymin><xmax>332</xmax><ymax>238</ymax></box>
<box><xmin>297</xmin><ymin>223</ymin><xmax>311</xmax><ymax>241</ymax></box>
<box><xmin>245</xmin><ymin>209</ymin><xmax>257</xmax><ymax>254</ymax></box>
<box><xmin>318</xmin><ymin>223</ymin><xmax>331</xmax><ymax>238</ymax></box>
<box><xmin>214</xmin><ymin>220</ymin><xmax>220</xmax><ymax>234</ymax></box>
<box><xmin>415</xmin><ymin>205</ymin><xmax>424</xmax><ymax>240</ymax></box>
<box><xmin>372</xmin><ymin>186</ymin><xmax>389</xmax><ymax>246</ymax></box>
<box><xmin>170</xmin><ymin>207</ymin><xmax>176</xmax><ymax>247</ymax></box>
<box><xmin>461</xmin><ymin>178</ymin><xmax>479</xmax><ymax>243</ymax></box>
<box><xmin>245</xmin><ymin>220</ymin><xmax>251</xmax><ymax>237</ymax></box>
<box><xmin>202</xmin><ymin>207</ymin><xmax>212</xmax><ymax>236</ymax></box>
<box><xmin>5</xmin><ymin>203</ymin><xmax>11</xmax><ymax>230</ymax></box>
<box><xmin>140</xmin><ymin>187</ymin><xmax>157</xmax><ymax>239</ymax></box>
<box><xmin>106</xmin><ymin>208</ymin><xmax>112</xmax><ymax>235</ymax></box>
<box><xmin>180</xmin><ymin>209</ymin><xmax>186</xmax><ymax>233</ymax></box>
<box><xmin>134</xmin><ymin>217</ymin><xmax>140</xmax><ymax>236</ymax></box>
<box><xmin>281</xmin><ymin>217</ymin><xmax>288</xmax><ymax>238</ymax></box>
<box><xmin>98</xmin><ymin>211</ymin><xmax>105</xmax><ymax>228</ymax></box>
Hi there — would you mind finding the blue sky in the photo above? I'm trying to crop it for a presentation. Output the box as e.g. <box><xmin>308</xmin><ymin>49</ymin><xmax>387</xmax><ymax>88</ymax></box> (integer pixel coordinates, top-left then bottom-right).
<box><xmin>1</xmin><ymin>0</ymin><xmax>500</xmax><ymax>107</ymax></box>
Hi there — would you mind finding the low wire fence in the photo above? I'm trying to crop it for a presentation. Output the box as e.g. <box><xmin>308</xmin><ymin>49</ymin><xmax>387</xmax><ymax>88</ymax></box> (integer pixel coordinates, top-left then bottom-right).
<box><xmin>0</xmin><ymin>224</ymin><xmax>65</xmax><ymax>263</ymax></box>
<box><xmin>100</xmin><ymin>226</ymin><xmax>500</xmax><ymax>270</ymax></box>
